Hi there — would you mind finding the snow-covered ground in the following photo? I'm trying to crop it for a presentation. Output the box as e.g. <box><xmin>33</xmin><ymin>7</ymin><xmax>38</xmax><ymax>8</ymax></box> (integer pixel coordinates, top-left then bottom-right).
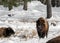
<box><xmin>0</xmin><ymin>1</ymin><xmax>60</xmax><ymax>43</ymax></box>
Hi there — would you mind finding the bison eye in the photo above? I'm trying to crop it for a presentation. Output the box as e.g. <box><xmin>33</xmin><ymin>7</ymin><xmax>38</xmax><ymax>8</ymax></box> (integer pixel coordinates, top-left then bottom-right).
<box><xmin>42</xmin><ymin>24</ymin><xmax>45</xmax><ymax>27</ymax></box>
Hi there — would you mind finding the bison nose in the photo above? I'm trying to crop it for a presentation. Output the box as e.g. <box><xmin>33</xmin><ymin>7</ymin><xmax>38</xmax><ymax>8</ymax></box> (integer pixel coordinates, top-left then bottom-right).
<box><xmin>38</xmin><ymin>26</ymin><xmax>42</xmax><ymax>28</ymax></box>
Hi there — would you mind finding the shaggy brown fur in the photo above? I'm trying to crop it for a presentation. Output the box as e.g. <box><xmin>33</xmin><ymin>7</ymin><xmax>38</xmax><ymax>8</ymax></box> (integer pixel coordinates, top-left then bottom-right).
<box><xmin>0</xmin><ymin>27</ymin><xmax>15</xmax><ymax>37</ymax></box>
<box><xmin>36</xmin><ymin>17</ymin><xmax>49</xmax><ymax>38</ymax></box>
<box><xmin>46</xmin><ymin>36</ymin><xmax>60</xmax><ymax>43</ymax></box>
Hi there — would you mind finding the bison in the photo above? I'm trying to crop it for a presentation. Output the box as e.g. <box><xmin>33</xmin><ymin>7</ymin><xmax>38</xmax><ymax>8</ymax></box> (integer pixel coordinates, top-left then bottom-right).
<box><xmin>36</xmin><ymin>17</ymin><xmax>49</xmax><ymax>38</ymax></box>
<box><xmin>0</xmin><ymin>27</ymin><xmax>15</xmax><ymax>37</ymax></box>
<box><xmin>46</xmin><ymin>36</ymin><xmax>60</xmax><ymax>43</ymax></box>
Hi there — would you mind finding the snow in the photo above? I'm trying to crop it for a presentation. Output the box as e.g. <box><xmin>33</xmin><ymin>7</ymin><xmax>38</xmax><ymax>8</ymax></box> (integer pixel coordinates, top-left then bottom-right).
<box><xmin>0</xmin><ymin>1</ymin><xmax>60</xmax><ymax>43</ymax></box>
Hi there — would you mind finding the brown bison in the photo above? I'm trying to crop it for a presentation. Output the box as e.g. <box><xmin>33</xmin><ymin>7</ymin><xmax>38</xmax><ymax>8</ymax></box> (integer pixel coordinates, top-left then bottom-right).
<box><xmin>36</xmin><ymin>17</ymin><xmax>49</xmax><ymax>38</ymax></box>
<box><xmin>0</xmin><ymin>27</ymin><xmax>15</xmax><ymax>37</ymax></box>
<box><xmin>46</xmin><ymin>36</ymin><xmax>60</xmax><ymax>43</ymax></box>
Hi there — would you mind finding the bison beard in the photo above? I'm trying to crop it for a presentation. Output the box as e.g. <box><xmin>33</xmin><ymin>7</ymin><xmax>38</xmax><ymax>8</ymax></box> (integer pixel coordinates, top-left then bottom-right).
<box><xmin>0</xmin><ymin>27</ymin><xmax>15</xmax><ymax>37</ymax></box>
<box><xmin>36</xmin><ymin>17</ymin><xmax>49</xmax><ymax>38</ymax></box>
<box><xmin>46</xmin><ymin>36</ymin><xmax>60</xmax><ymax>43</ymax></box>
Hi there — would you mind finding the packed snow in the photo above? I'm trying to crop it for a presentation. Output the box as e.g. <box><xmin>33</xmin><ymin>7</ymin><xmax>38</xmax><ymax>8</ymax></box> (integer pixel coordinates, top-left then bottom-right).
<box><xmin>0</xmin><ymin>1</ymin><xmax>60</xmax><ymax>43</ymax></box>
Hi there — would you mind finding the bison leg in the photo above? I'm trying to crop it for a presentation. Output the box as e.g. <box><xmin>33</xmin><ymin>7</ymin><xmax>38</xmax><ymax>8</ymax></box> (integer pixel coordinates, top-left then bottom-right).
<box><xmin>46</xmin><ymin>32</ymin><xmax>48</xmax><ymax>38</ymax></box>
<box><xmin>37</xmin><ymin>31</ymin><xmax>42</xmax><ymax>38</ymax></box>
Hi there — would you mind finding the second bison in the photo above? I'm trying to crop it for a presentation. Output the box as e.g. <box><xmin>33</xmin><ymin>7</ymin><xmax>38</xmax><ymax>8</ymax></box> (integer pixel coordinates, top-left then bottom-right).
<box><xmin>0</xmin><ymin>27</ymin><xmax>15</xmax><ymax>37</ymax></box>
<box><xmin>46</xmin><ymin>36</ymin><xmax>60</xmax><ymax>43</ymax></box>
